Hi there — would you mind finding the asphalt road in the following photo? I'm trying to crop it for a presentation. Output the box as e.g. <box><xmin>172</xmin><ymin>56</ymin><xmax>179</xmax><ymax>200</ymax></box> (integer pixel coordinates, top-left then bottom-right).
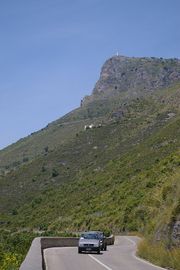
<box><xmin>44</xmin><ymin>236</ymin><xmax>167</xmax><ymax>270</ymax></box>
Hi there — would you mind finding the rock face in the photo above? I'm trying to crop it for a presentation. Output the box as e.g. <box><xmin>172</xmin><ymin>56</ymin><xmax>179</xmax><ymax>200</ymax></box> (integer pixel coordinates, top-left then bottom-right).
<box><xmin>155</xmin><ymin>220</ymin><xmax>180</xmax><ymax>247</ymax></box>
<box><xmin>83</xmin><ymin>55</ymin><xmax>180</xmax><ymax>105</ymax></box>
<box><xmin>172</xmin><ymin>220</ymin><xmax>180</xmax><ymax>246</ymax></box>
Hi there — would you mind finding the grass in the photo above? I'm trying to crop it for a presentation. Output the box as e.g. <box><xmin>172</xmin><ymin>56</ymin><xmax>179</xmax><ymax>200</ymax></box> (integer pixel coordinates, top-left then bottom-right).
<box><xmin>138</xmin><ymin>239</ymin><xmax>180</xmax><ymax>270</ymax></box>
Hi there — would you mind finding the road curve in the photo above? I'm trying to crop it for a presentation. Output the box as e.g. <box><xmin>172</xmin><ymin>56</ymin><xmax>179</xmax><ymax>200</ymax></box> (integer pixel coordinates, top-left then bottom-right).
<box><xmin>44</xmin><ymin>236</ymin><xmax>167</xmax><ymax>270</ymax></box>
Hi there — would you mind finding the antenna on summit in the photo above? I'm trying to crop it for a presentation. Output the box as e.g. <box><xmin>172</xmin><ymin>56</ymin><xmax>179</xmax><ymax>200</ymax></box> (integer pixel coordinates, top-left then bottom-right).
<box><xmin>116</xmin><ymin>51</ymin><xmax>119</xmax><ymax>56</ymax></box>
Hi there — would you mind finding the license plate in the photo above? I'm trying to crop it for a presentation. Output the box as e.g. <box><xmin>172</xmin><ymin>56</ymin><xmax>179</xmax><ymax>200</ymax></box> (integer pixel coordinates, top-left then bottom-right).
<box><xmin>86</xmin><ymin>248</ymin><xmax>91</xmax><ymax>251</ymax></box>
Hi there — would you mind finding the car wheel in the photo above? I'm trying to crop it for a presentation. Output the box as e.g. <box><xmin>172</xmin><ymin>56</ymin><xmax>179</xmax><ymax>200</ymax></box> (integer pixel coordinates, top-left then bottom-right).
<box><xmin>97</xmin><ymin>248</ymin><xmax>101</xmax><ymax>254</ymax></box>
<box><xmin>78</xmin><ymin>248</ymin><xmax>82</xmax><ymax>254</ymax></box>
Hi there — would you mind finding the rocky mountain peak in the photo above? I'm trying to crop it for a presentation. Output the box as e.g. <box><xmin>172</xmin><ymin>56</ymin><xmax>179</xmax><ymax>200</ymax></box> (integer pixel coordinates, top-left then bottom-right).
<box><xmin>82</xmin><ymin>55</ymin><xmax>180</xmax><ymax>106</ymax></box>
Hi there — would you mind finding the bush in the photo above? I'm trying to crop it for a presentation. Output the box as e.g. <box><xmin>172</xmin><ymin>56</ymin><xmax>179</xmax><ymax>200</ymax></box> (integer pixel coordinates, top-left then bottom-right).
<box><xmin>0</xmin><ymin>252</ymin><xmax>23</xmax><ymax>270</ymax></box>
<box><xmin>44</xmin><ymin>146</ymin><xmax>49</xmax><ymax>153</ymax></box>
<box><xmin>52</xmin><ymin>169</ymin><xmax>59</xmax><ymax>177</ymax></box>
<box><xmin>0</xmin><ymin>231</ymin><xmax>36</xmax><ymax>270</ymax></box>
<box><xmin>23</xmin><ymin>157</ymin><xmax>29</xmax><ymax>163</ymax></box>
<box><xmin>12</xmin><ymin>209</ymin><xmax>18</xmax><ymax>215</ymax></box>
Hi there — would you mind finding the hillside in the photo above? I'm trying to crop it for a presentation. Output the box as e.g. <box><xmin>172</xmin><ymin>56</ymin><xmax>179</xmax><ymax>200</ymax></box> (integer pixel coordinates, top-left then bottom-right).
<box><xmin>3</xmin><ymin>112</ymin><xmax>180</xmax><ymax>234</ymax></box>
<box><xmin>1</xmin><ymin>55</ymin><xmax>180</xmax><ymax>175</ymax></box>
<box><xmin>0</xmin><ymin>82</ymin><xmax>179</xmax><ymax>213</ymax></box>
<box><xmin>0</xmin><ymin>55</ymin><xmax>180</xmax><ymax>269</ymax></box>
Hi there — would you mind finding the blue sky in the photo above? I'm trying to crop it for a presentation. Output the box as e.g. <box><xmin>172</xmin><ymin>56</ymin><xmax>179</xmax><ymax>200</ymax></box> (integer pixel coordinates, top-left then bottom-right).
<box><xmin>0</xmin><ymin>0</ymin><xmax>180</xmax><ymax>149</ymax></box>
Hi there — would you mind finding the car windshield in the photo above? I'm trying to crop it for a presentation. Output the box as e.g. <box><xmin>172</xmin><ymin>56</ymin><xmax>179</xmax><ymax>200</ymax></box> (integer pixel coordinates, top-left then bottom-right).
<box><xmin>92</xmin><ymin>231</ymin><xmax>104</xmax><ymax>239</ymax></box>
<box><xmin>81</xmin><ymin>233</ymin><xmax>98</xmax><ymax>239</ymax></box>
<box><xmin>97</xmin><ymin>233</ymin><xmax>103</xmax><ymax>239</ymax></box>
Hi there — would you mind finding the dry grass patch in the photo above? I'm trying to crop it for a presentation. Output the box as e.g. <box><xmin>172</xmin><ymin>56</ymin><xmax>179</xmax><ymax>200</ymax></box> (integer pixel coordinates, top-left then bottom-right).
<box><xmin>137</xmin><ymin>239</ymin><xmax>180</xmax><ymax>270</ymax></box>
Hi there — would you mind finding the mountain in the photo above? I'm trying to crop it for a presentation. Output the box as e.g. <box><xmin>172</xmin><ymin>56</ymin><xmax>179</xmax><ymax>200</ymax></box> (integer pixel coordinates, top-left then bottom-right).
<box><xmin>1</xmin><ymin>56</ymin><xmax>180</xmax><ymax>175</ymax></box>
<box><xmin>0</xmin><ymin>55</ymin><xmax>180</xmax><ymax>269</ymax></box>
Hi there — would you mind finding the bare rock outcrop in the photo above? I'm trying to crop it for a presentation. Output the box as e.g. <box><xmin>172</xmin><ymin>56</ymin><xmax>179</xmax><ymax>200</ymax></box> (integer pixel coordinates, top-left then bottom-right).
<box><xmin>82</xmin><ymin>55</ymin><xmax>180</xmax><ymax>106</ymax></box>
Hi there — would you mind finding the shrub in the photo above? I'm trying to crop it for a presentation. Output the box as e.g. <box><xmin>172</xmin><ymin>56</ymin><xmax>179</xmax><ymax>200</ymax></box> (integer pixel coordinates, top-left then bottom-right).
<box><xmin>12</xmin><ymin>209</ymin><xmax>18</xmax><ymax>215</ymax></box>
<box><xmin>52</xmin><ymin>169</ymin><xmax>59</xmax><ymax>177</ymax></box>
<box><xmin>0</xmin><ymin>252</ymin><xmax>23</xmax><ymax>270</ymax></box>
<box><xmin>41</xmin><ymin>166</ymin><xmax>46</xmax><ymax>172</ymax></box>
<box><xmin>23</xmin><ymin>157</ymin><xmax>29</xmax><ymax>163</ymax></box>
<box><xmin>44</xmin><ymin>146</ymin><xmax>49</xmax><ymax>153</ymax></box>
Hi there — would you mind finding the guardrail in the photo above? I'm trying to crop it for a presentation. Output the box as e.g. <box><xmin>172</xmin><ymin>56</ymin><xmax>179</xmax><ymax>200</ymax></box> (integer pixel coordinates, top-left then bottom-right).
<box><xmin>19</xmin><ymin>235</ymin><xmax>115</xmax><ymax>270</ymax></box>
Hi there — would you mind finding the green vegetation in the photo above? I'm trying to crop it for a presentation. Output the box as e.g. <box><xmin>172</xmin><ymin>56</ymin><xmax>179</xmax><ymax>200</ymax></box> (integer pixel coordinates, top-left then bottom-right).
<box><xmin>7</xmin><ymin>127</ymin><xmax>179</xmax><ymax>233</ymax></box>
<box><xmin>0</xmin><ymin>231</ymin><xmax>35</xmax><ymax>270</ymax></box>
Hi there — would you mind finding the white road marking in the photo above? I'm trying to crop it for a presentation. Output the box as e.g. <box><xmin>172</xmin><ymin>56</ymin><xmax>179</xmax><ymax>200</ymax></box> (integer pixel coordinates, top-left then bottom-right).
<box><xmin>125</xmin><ymin>237</ymin><xmax>168</xmax><ymax>270</ymax></box>
<box><xmin>124</xmin><ymin>236</ymin><xmax>136</xmax><ymax>246</ymax></box>
<box><xmin>88</xmin><ymin>254</ymin><xmax>113</xmax><ymax>270</ymax></box>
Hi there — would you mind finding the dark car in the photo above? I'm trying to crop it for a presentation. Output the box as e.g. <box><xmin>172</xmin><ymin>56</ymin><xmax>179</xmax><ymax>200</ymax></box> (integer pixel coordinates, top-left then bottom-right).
<box><xmin>93</xmin><ymin>231</ymin><xmax>107</xmax><ymax>251</ymax></box>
